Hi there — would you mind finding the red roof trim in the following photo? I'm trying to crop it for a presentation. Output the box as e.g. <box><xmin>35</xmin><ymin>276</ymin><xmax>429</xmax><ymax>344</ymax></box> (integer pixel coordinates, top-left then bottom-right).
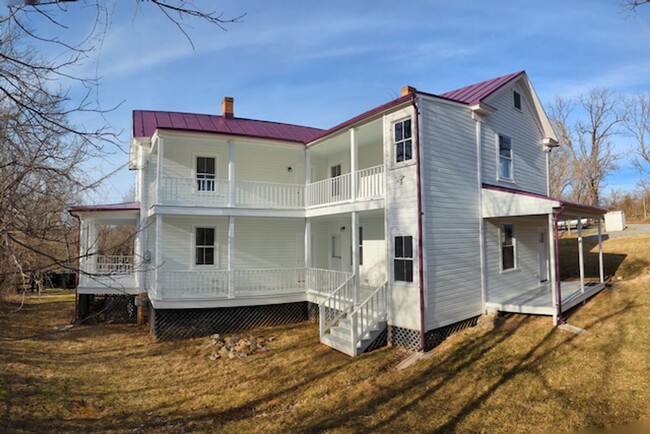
<box><xmin>68</xmin><ymin>201</ymin><xmax>141</xmax><ymax>213</ymax></box>
<box><xmin>482</xmin><ymin>184</ymin><xmax>607</xmax><ymax>214</ymax></box>
<box><xmin>308</xmin><ymin>93</ymin><xmax>415</xmax><ymax>143</ymax></box>
<box><xmin>440</xmin><ymin>71</ymin><xmax>525</xmax><ymax>105</ymax></box>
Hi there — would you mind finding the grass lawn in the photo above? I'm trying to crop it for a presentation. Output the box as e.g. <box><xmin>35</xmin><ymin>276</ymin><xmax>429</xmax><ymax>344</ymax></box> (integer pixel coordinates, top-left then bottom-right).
<box><xmin>2</xmin><ymin>238</ymin><xmax>650</xmax><ymax>432</ymax></box>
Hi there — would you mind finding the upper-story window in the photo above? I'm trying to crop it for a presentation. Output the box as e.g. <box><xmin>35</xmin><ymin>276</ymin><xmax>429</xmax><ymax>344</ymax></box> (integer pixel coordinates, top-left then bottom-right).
<box><xmin>498</xmin><ymin>135</ymin><xmax>513</xmax><ymax>181</ymax></box>
<box><xmin>196</xmin><ymin>156</ymin><xmax>216</xmax><ymax>191</ymax></box>
<box><xmin>513</xmin><ymin>91</ymin><xmax>522</xmax><ymax>110</ymax></box>
<box><xmin>394</xmin><ymin>118</ymin><xmax>412</xmax><ymax>163</ymax></box>
<box><xmin>195</xmin><ymin>227</ymin><xmax>215</xmax><ymax>266</ymax></box>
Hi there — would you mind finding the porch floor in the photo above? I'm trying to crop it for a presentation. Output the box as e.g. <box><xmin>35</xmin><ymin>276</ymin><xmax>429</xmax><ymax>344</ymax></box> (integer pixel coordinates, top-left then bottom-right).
<box><xmin>485</xmin><ymin>281</ymin><xmax>607</xmax><ymax>316</ymax></box>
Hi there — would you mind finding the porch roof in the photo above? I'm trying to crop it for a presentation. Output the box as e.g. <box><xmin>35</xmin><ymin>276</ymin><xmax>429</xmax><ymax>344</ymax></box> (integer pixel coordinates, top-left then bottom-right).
<box><xmin>68</xmin><ymin>201</ymin><xmax>140</xmax><ymax>223</ymax></box>
<box><xmin>481</xmin><ymin>184</ymin><xmax>607</xmax><ymax>219</ymax></box>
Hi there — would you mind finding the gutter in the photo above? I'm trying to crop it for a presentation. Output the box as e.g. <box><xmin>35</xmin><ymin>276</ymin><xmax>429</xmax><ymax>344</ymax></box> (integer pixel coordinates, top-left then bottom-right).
<box><xmin>552</xmin><ymin>206</ymin><xmax>565</xmax><ymax>324</ymax></box>
<box><xmin>412</xmin><ymin>96</ymin><xmax>427</xmax><ymax>351</ymax></box>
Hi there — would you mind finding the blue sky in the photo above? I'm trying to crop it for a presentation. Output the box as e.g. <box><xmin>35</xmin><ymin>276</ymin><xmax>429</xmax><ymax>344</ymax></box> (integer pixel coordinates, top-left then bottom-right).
<box><xmin>40</xmin><ymin>0</ymin><xmax>650</xmax><ymax>203</ymax></box>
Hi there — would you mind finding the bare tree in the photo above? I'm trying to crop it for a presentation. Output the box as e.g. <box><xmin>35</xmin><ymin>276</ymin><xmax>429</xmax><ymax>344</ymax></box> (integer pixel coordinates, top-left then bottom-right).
<box><xmin>0</xmin><ymin>1</ymin><xmax>243</xmax><ymax>301</ymax></box>
<box><xmin>624</xmin><ymin>92</ymin><xmax>650</xmax><ymax>178</ymax></box>
<box><xmin>547</xmin><ymin>97</ymin><xmax>576</xmax><ymax>199</ymax></box>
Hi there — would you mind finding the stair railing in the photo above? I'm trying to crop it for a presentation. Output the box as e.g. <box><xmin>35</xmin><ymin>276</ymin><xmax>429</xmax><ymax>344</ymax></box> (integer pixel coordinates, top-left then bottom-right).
<box><xmin>319</xmin><ymin>274</ymin><xmax>355</xmax><ymax>338</ymax></box>
<box><xmin>348</xmin><ymin>281</ymin><xmax>388</xmax><ymax>355</ymax></box>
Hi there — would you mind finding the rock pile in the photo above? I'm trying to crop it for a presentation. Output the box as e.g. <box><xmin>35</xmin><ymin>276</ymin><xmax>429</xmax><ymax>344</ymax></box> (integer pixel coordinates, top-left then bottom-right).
<box><xmin>206</xmin><ymin>333</ymin><xmax>275</xmax><ymax>360</ymax></box>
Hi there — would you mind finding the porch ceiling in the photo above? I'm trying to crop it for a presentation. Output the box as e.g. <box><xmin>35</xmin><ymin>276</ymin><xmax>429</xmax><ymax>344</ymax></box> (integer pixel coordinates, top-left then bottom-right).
<box><xmin>482</xmin><ymin>187</ymin><xmax>559</xmax><ymax>218</ymax></box>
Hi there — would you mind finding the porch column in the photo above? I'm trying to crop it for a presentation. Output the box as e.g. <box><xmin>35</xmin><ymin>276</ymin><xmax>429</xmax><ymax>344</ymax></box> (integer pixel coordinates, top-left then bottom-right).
<box><xmin>86</xmin><ymin>220</ymin><xmax>98</xmax><ymax>275</ymax></box>
<box><xmin>78</xmin><ymin>219</ymin><xmax>88</xmax><ymax>286</ymax></box>
<box><xmin>155</xmin><ymin>215</ymin><xmax>163</xmax><ymax>299</ymax></box>
<box><xmin>228</xmin><ymin>216</ymin><xmax>235</xmax><ymax>299</ymax></box>
<box><xmin>351</xmin><ymin>211</ymin><xmax>359</xmax><ymax>305</ymax></box>
<box><xmin>304</xmin><ymin>150</ymin><xmax>311</xmax><ymax>207</ymax></box>
<box><xmin>598</xmin><ymin>218</ymin><xmax>605</xmax><ymax>283</ymax></box>
<box><xmin>304</xmin><ymin>219</ymin><xmax>311</xmax><ymax>269</ymax></box>
<box><xmin>156</xmin><ymin>136</ymin><xmax>164</xmax><ymax>202</ymax></box>
<box><xmin>577</xmin><ymin>217</ymin><xmax>585</xmax><ymax>293</ymax></box>
<box><xmin>548</xmin><ymin>213</ymin><xmax>559</xmax><ymax>325</ymax></box>
<box><xmin>350</xmin><ymin>128</ymin><xmax>357</xmax><ymax>202</ymax></box>
<box><xmin>228</xmin><ymin>140</ymin><xmax>235</xmax><ymax>207</ymax></box>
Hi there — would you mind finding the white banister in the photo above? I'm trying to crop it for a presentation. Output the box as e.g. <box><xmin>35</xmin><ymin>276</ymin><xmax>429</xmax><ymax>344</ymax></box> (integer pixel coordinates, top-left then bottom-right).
<box><xmin>355</xmin><ymin>165</ymin><xmax>384</xmax><ymax>200</ymax></box>
<box><xmin>348</xmin><ymin>281</ymin><xmax>388</xmax><ymax>355</ymax></box>
<box><xmin>235</xmin><ymin>180</ymin><xmax>304</xmax><ymax>208</ymax></box>
<box><xmin>95</xmin><ymin>255</ymin><xmax>134</xmax><ymax>274</ymax></box>
<box><xmin>319</xmin><ymin>274</ymin><xmax>355</xmax><ymax>338</ymax></box>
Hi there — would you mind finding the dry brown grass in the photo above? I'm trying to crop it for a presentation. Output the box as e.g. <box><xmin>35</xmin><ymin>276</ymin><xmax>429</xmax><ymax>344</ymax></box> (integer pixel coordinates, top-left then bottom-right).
<box><xmin>2</xmin><ymin>235</ymin><xmax>650</xmax><ymax>432</ymax></box>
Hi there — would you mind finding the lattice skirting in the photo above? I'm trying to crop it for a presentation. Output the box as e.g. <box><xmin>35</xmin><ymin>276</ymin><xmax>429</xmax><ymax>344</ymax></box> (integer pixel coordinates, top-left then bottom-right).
<box><xmin>307</xmin><ymin>302</ymin><xmax>319</xmax><ymax>323</ymax></box>
<box><xmin>388</xmin><ymin>325</ymin><xmax>421</xmax><ymax>352</ymax></box>
<box><xmin>77</xmin><ymin>294</ymin><xmax>136</xmax><ymax>324</ymax></box>
<box><xmin>423</xmin><ymin>315</ymin><xmax>480</xmax><ymax>352</ymax></box>
<box><xmin>150</xmin><ymin>302</ymin><xmax>310</xmax><ymax>341</ymax></box>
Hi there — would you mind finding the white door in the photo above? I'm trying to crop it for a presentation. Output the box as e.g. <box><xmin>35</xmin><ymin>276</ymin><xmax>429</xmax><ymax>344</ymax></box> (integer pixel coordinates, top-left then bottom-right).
<box><xmin>330</xmin><ymin>233</ymin><xmax>342</xmax><ymax>271</ymax></box>
<box><xmin>538</xmin><ymin>228</ymin><xmax>548</xmax><ymax>282</ymax></box>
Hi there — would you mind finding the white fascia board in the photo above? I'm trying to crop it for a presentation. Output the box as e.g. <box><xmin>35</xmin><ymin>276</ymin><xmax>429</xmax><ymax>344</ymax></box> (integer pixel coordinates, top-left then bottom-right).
<box><xmin>156</xmin><ymin>129</ymin><xmax>305</xmax><ymax>150</ymax></box>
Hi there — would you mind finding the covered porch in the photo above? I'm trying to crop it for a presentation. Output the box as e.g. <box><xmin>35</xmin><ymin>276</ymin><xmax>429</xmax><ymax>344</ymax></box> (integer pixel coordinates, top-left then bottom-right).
<box><xmin>482</xmin><ymin>185</ymin><xmax>607</xmax><ymax>324</ymax></box>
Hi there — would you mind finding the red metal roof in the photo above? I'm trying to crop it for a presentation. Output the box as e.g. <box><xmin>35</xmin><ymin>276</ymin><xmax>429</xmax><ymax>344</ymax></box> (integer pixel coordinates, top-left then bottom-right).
<box><xmin>133</xmin><ymin>110</ymin><xmax>323</xmax><ymax>144</ymax></box>
<box><xmin>482</xmin><ymin>184</ymin><xmax>607</xmax><ymax>214</ymax></box>
<box><xmin>440</xmin><ymin>71</ymin><xmax>525</xmax><ymax>105</ymax></box>
<box><xmin>68</xmin><ymin>201</ymin><xmax>141</xmax><ymax>214</ymax></box>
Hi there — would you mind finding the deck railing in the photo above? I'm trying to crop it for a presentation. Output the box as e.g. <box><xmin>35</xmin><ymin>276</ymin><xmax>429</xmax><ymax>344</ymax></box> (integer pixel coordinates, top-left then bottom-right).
<box><xmin>356</xmin><ymin>165</ymin><xmax>384</xmax><ymax>200</ymax></box>
<box><xmin>95</xmin><ymin>255</ymin><xmax>134</xmax><ymax>274</ymax></box>
<box><xmin>235</xmin><ymin>181</ymin><xmax>304</xmax><ymax>209</ymax></box>
<box><xmin>159</xmin><ymin>270</ymin><xmax>230</xmax><ymax>299</ymax></box>
<box><xmin>233</xmin><ymin>268</ymin><xmax>305</xmax><ymax>296</ymax></box>
<box><xmin>158</xmin><ymin>177</ymin><xmax>230</xmax><ymax>207</ymax></box>
<box><xmin>306</xmin><ymin>268</ymin><xmax>353</xmax><ymax>295</ymax></box>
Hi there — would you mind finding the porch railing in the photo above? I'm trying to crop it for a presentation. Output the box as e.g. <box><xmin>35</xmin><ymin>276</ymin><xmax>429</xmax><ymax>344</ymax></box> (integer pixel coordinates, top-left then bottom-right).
<box><xmin>233</xmin><ymin>268</ymin><xmax>305</xmax><ymax>296</ymax></box>
<box><xmin>356</xmin><ymin>165</ymin><xmax>384</xmax><ymax>200</ymax></box>
<box><xmin>95</xmin><ymin>255</ymin><xmax>134</xmax><ymax>274</ymax></box>
<box><xmin>306</xmin><ymin>268</ymin><xmax>353</xmax><ymax>295</ymax></box>
<box><xmin>319</xmin><ymin>274</ymin><xmax>356</xmax><ymax>336</ymax></box>
<box><xmin>158</xmin><ymin>177</ymin><xmax>230</xmax><ymax>207</ymax></box>
<box><xmin>159</xmin><ymin>270</ymin><xmax>230</xmax><ymax>299</ymax></box>
<box><xmin>235</xmin><ymin>181</ymin><xmax>304</xmax><ymax>209</ymax></box>
<box><xmin>307</xmin><ymin>173</ymin><xmax>352</xmax><ymax>207</ymax></box>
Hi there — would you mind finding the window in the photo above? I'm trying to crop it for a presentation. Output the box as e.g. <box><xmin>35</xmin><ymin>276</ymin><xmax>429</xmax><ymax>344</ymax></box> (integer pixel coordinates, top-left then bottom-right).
<box><xmin>498</xmin><ymin>135</ymin><xmax>513</xmax><ymax>180</ymax></box>
<box><xmin>195</xmin><ymin>227</ymin><xmax>215</xmax><ymax>266</ymax></box>
<box><xmin>196</xmin><ymin>156</ymin><xmax>216</xmax><ymax>191</ymax></box>
<box><xmin>394</xmin><ymin>236</ymin><xmax>413</xmax><ymax>282</ymax></box>
<box><xmin>513</xmin><ymin>91</ymin><xmax>522</xmax><ymax>110</ymax></box>
<box><xmin>331</xmin><ymin>164</ymin><xmax>341</xmax><ymax>197</ymax></box>
<box><xmin>500</xmin><ymin>224</ymin><xmax>515</xmax><ymax>271</ymax></box>
<box><xmin>394</xmin><ymin>118</ymin><xmax>412</xmax><ymax>163</ymax></box>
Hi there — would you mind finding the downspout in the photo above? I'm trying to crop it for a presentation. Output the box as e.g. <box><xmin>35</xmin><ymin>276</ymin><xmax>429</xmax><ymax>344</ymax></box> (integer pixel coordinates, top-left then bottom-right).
<box><xmin>412</xmin><ymin>95</ymin><xmax>426</xmax><ymax>351</ymax></box>
<box><xmin>552</xmin><ymin>206</ymin><xmax>565</xmax><ymax>324</ymax></box>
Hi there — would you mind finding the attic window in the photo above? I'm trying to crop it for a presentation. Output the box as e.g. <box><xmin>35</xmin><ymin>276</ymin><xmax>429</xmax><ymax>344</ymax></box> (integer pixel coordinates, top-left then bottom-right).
<box><xmin>513</xmin><ymin>91</ymin><xmax>522</xmax><ymax>110</ymax></box>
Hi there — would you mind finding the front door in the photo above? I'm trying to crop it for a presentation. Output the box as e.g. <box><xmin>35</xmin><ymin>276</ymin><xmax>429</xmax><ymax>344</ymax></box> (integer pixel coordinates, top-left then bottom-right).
<box><xmin>330</xmin><ymin>233</ymin><xmax>342</xmax><ymax>271</ymax></box>
<box><xmin>538</xmin><ymin>228</ymin><xmax>548</xmax><ymax>283</ymax></box>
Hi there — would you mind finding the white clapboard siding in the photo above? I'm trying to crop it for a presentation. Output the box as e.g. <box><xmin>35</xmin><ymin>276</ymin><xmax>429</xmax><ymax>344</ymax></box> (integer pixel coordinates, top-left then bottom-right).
<box><xmin>161</xmin><ymin>216</ymin><xmax>229</xmax><ymax>271</ymax></box>
<box><xmin>162</xmin><ymin>135</ymin><xmax>229</xmax><ymax>179</ymax></box>
<box><xmin>233</xmin><ymin>217</ymin><xmax>304</xmax><ymax>269</ymax></box>
<box><xmin>235</xmin><ymin>142</ymin><xmax>305</xmax><ymax>184</ymax></box>
<box><xmin>419</xmin><ymin>96</ymin><xmax>484</xmax><ymax>330</ymax></box>
<box><xmin>485</xmin><ymin>216</ymin><xmax>547</xmax><ymax>304</ymax></box>
<box><xmin>481</xmin><ymin>80</ymin><xmax>548</xmax><ymax>195</ymax></box>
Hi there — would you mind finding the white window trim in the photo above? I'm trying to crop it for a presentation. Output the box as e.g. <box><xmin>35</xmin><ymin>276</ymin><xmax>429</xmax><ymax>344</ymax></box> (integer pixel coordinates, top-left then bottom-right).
<box><xmin>192</xmin><ymin>153</ymin><xmax>218</xmax><ymax>193</ymax></box>
<box><xmin>498</xmin><ymin>223</ymin><xmax>518</xmax><ymax>273</ymax></box>
<box><xmin>496</xmin><ymin>133</ymin><xmax>515</xmax><ymax>183</ymax></box>
<box><xmin>392</xmin><ymin>117</ymin><xmax>415</xmax><ymax>168</ymax></box>
<box><xmin>393</xmin><ymin>234</ymin><xmax>415</xmax><ymax>283</ymax></box>
<box><xmin>192</xmin><ymin>225</ymin><xmax>218</xmax><ymax>269</ymax></box>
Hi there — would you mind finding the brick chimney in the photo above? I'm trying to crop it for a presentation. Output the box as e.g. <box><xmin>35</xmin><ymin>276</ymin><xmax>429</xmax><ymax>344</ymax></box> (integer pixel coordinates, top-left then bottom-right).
<box><xmin>222</xmin><ymin>97</ymin><xmax>234</xmax><ymax>119</ymax></box>
<box><xmin>401</xmin><ymin>86</ymin><xmax>417</xmax><ymax>96</ymax></box>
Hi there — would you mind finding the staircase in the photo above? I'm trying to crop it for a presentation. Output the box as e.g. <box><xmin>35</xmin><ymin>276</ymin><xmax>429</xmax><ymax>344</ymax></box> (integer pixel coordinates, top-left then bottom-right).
<box><xmin>319</xmin><ymin>278</ymin><xmax>388</xmax><ymax>357</ymax></box>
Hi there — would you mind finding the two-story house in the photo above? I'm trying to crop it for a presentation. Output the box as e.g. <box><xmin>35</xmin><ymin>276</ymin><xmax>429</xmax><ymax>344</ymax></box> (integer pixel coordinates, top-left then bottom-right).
<box><xmin>70</xmin><ymin>71</ymin><xmax>607</xmax><ymax>356</ymax></box>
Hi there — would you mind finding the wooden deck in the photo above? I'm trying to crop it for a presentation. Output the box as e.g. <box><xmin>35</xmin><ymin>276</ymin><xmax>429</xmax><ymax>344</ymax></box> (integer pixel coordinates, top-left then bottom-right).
<box><xmin>486</xmin><ymin>281</ymin><xmax>607</xmax><ymax>316</ymax></box>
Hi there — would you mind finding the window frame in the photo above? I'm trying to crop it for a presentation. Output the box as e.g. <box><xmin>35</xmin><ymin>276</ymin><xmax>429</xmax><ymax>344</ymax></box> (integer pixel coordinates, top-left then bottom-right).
<box><xmin>193</xmin><ymin>226</ymin><xmax>217</xmax><ymax>268</ymax></box>
<box><xmin>497</xmin><ymin>134</ymin><xmax>514</xmax><ymax>182</ymax></box>
<box><xmin>393</xmin><ymin>117</ymin><xmax>413</xmax><ymax>165</ymax></box>
<box><xmin>194</xmin><ymin>155</ymin><xmax>217</xmax><ymax>193</ymax></box>
<box><xmin>499</xmin><ymin>223</ymin><xmax>517</xmax><ymax>272</ymax></box>
<box><xmin>393</xmin><ymin>235</ymin><xmax>414</xmax><ymax>283</ymax></box>
<box><xmin>513</xmin><ymin>90</ymin><xmax>522</xmax><ymax>111</ymax></box>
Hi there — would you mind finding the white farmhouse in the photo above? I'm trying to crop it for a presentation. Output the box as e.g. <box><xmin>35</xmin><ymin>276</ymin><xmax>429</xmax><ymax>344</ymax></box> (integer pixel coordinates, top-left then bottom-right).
<box><xmin>70</xmin><ymin>71</ymin><xmax>607</xmax><ymax>356</ymax></box>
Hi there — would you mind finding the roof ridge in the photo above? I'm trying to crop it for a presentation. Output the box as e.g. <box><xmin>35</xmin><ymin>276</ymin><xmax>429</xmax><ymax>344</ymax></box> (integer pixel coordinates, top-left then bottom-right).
<box><xmin>439</xmin><ymin>71</ymin><xmax>525</xmax><ymax>105</ymax></box>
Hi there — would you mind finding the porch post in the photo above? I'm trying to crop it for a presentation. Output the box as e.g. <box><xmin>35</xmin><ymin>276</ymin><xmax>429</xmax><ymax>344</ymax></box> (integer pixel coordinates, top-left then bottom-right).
<box><xmin>228</xmin><ymin>216</ymin><xmax>235</xmax><ymax>299</ymax></box>
<box><xmin>87</xmin><ymin>220</ymin><xmax>98</xmax><ymax>275</ymax></box>
<box><xmin>156</xmin><ymin>136</ymin><xmax>164</xmax><ymax>203</ymax></box>
<box><xmin>78</xmin><ymin>219</ymin><xmax>88</xmax><ymax>286</ymax></box>
<box><xmin>228</xmin><ymin>140</ymin><xmax>235</xmax><ymax>207</ymax></box>
<box><xmin>305</xmin><ymin>219</ymin><xmax>311</xmax><ymax>269</ymax></box>
<box><xmin>577</xmin><ymin>217</ymin><xmax>585</xmax><ymax>293</ymax></box>
<box><xmin>351</xmin><ymin>211</ymin><xmax>359</xmax><ymax>305</ymax></box>
<box><xmin>548</xmin><ymin>213</ymin><xmax>558</xmax><ymax>325</ymax></box>
<box><xmin>305</xmin><ymin>149</ymin><xmax>311</xmax><ymax>208</ymax></box>
<box><xmin>155</xmin><ymin>215</ymin><xmax>163</xmax><ymax>299</ymax></box>
<box><xmin>598</xmin><ymin>218</ymin><xmax>605</xmax><ymax>283</ymax></box>
<box><xmin>350</xmin><ymin>128</ymin><xmax>357</xmax><ymax>202</ymax></box>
